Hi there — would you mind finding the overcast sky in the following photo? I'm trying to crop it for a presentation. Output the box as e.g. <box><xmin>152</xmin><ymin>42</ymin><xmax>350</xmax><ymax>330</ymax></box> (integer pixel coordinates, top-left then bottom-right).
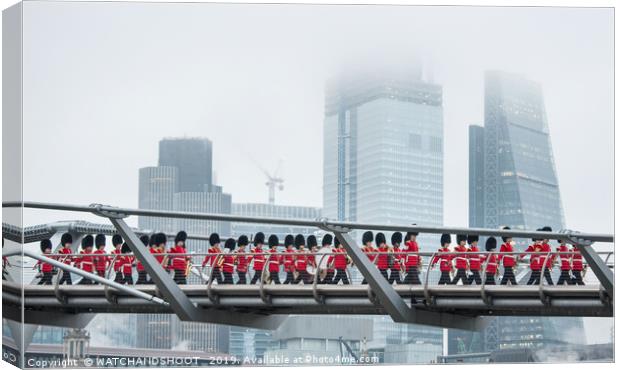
<box><xmin>14</xmin><ymin>2</ymin><xmax>613</xmax><ymax>343</ymax></box>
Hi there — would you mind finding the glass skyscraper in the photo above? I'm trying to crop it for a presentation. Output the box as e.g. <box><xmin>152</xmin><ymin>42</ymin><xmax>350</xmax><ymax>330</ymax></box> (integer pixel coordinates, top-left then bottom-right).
<box><xmin>159</xmin><ymin>137</ymin><xmax>213</xmax><ymax>193</ymax></box>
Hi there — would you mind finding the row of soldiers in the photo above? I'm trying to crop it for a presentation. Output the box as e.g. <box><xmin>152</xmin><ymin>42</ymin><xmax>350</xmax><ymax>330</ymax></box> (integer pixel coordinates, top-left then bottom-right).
<box><xmin>33</xmin><ymin>226</ymin><xmax>585</xmax><ymax>286</ymax></box>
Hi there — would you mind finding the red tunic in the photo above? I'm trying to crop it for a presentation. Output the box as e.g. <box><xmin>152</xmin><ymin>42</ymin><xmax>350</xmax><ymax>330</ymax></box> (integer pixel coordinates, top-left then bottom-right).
<box><xmin>111</xmin><ymin>249</ymin><xmax>123</xmax><ymax>271</ymax></box>
<box><xmin>121</xmin><ymin>255</ymin><xmax>134</xmax><ymax>274</ymax></box>
<box><xmin>467</xmin><ymin>245</ymin><xmax>482</xmax><ymax>270</ymax></box>
<box><xmin>453</xmin><ymin>245</ymin><xmax>468</xmax><ymax>270</ymax></box>
<box><xmin>295</xmin><ymin>251</ymin><xmax>309</xmax><ymax>272</ymax></box>
<box><xmin>391</xmin><ymin>246</ymin><xmax>403</xmax><ymax>270</ymax></box>
<box><xmin>376</xmin><ymin>246</ymin><xmax>390</xmax><ymax>269</ymax></box>
<box><xmin>222</xmin><ymin>254</ymin><xmax>235</xmax><ymax>273</ymax></box>
<box><xmin>58</xmin><ymin>247</ymin><xmax>73</xmax><ymax>265</ymax></box>
<box><xmin>328</xmin><ymin>248</ymin><xmax>348</xmax><ymax>269</ymax></box>
<box><xmin>36</xmin><ymin>254</ymin><xmax>55</xmax><ymax>273</ymax></box>
<box><xmin>483</xmin><ymin>253</ymin><xmax>499</xmax><ymax>274</ymax></box>
<box><xmin>557</xmin><ymin>245</ymin><xmax>572</xmax><ymax>271</ymax></box>
<box><xmin>268</xmin><ymin>251</ymin><xmax>281</xmax><ymax>272</ymax></box>
<box><xmin>150</xmin><ymin>247</ymin><xmax>165</xmax><ymax>265</ymax></box>
<box><xmin>235</xmin><ymin>251</ymin><xmax>250</xmax><ymax>273</ymax></box>
<box><xmin>522</xmin><ymin>244</ymin><xmax>542</xmax><ymax>271</ymax></box>
<box><xmin>540</xmin><ymin>243</ymin><xmax>555</xmax><ymax>268</ymax></box>
<box><xmin>252</xmin><ymin>247</ymin><xmax>266</xmax><ymax>271</ymax></box>
<box><xmin>93</xmin><ymin>249</ymin><xmax>109</xmax><ymax>272</ymax></box>
<box><xmin>169</xmin><ymin>245</ymin><xmax>188</xmax><ymax>271</ymax></box>
<box><xmin>572</xmin><ymin>249</ymin><xmax>584</xmax><ymax>271</ymax></box>
<box><xmin>432</xmin><ymin>247</ymin><xmax>453</xmax><ymax>272</ymax></box>
<box><xmin>404</xmin><ymin>240</ymin><xmax>420</xmax><ymax>267</ymax></box>
<box><xmin>500</xmin><ymin>243</ymin><xmax>517</xmax><ymax>268</ymax></box>
<box><xmin>77</xmin><ymin>251</ymin><xmax>95</xmax><ymax>273</ymax></box>
<box><xmin>363</xmin><ymin>246</ymin><xmax>377</xmax><ymax>262</ymax></box>
<box><xmin>283</xmin><ymin>249</ymin><xmax>296</xmax><ymax>272</ymax></box>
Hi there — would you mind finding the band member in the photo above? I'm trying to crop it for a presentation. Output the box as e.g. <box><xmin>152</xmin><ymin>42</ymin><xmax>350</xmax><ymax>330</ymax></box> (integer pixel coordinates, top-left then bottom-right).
<box><xmin>361</xmin><ymin>231</ymin><xmax>375</xmax><ymax>284</ymax></box>
<box><xmin>293</xmin><ymin>234</ymin><xmax>312</xmax><ymax>284</ymax></box>
<box><xmin>375</xmin><ymin>233</ymin><xmax>390</xmax><ymax>281</ymax></box>
<box><xmin>403</xmin><ymin>230</ymin><xmax>421</xmax><ymax>285</ymax></box>
<box><xmin>556</xmin><ymin>238</ymin><xmax>572</xmax><ymax>285</ymax></box>
<box><xmin>36</xmin><ymin>239</ymin><xmax>55</xmax><ymax>285</ymax></box>
<box><xmin>222</xmin><ymin>238</ymin><xmax>236</xmax><ymax>284</ymax></box>
<box><xmin>235</xmin><ymin>235</ymin><xmax>250</xmax><ymax>284</ymax></box>
<box><xmin>466</xmin><ymin>235</ymin><xmax>482</xmax><ymax>285</ymax></box>
<box><xmin>388</xmin><ymin>232</ymin><xmax>403</xmax><ymax>285</ymax></box>
<box><xmin>169</xmin><ymin>231</ymin><xmax>188</xmax><ymax>285</ymax></box>
<box><xmin>524</xmin><ymin>230</ymin><xmax>544</xmax><ymax>285</ymax></box>
<box><xmin>329</xmin><ymin>236</ymin><xmax>350</xmax><ymax>285</ymax></box>
<box><xmin>203</xmin><ymin>233</ymin><xmax>223</xmax><ymax>284</ymax></box>
<box><xmin>308</xmin><ymin>238</ymin><xmax>318</xmax><ymax>275</ymax></box>
<box><xmin>318</xmin><ymin>234</ymin><xmax>334</xmax><ymax>284</ymax></box>
<box><xmin>93</xmin><ymin>234</ymin><xmax>108</xmax><ymax>280</ymax></box>
<box><xmin>148</xmin><ymin>233</ymin><xmax>167</xmax><ymax>283</ymax></box>
<box><xmin>571</xmin><ymin>245</ymin><xmax>585</xmax><ymax>285</ymax></box>
<box><xmin>499</xmin><ymin>227</ymin><xmax>517</xmax><ymax>285</ymax></box>
<box><xmin>482</xmin><ymin>237</ymin><xmax>498</xmax><ymax>285</ymax></box>
<box><xmin>111</xmin><ymin>234</ymin><xmax>124</xmax><ymax>283</ymax></box>
<box><xmin>77</xmin><ymin>235</ymin><xmax>95</xmax><ymax>285</ymax></box>
<box><xmin>433</xmin><ymin>234</ymin><xmax>453</xmax><ymax>285</ymax></box>
<box><xmin>58</xmin><ymin>233</ymin><xmax>74</xmax><ymax>285</ymax></box>
<box><xmin>282</xmin><ymin>235</ymin><xmax>296</xmax><ymax>284</ymax></box>
<box><xmin>539</xmin><ymin>226</ymin><xmax>555</xmax><ymax>285</ymax></box>
<box><xmin>451</xmin><ymin>235</ymin><xmax>469</xmax><ymax>285</ymax></box>
<box><xmin>135</xmin><ymin>235</ymin><xmax>150</xmax><ymax>284</ymax></box>
<box><xmin>267</xmin><ymin>234</ymin><xmax>281</xmax><ymax>284</ymax></box>
<box><xmin>250</xmin><ymin>232</ymin><xmax>266</xmax><ymax>284</ymax></box>
<box><xmin>120</xmin><ymin>242</ymin><xmax>134</xmax><ymax>284</ymax></box>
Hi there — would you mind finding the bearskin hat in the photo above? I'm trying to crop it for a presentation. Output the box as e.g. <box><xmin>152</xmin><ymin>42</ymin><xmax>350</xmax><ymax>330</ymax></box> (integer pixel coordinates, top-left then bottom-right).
<box><xmin>209</xmin><ymin>233</ymin><xmax>220</xmax><ymax>246</ymax></box>
<box><xmin>485</xmin><ymin>237</ymin><xmax>497</xmax><ymax>251</ymax></box>
<box><xmin>268</xmin><ymin>234</ymin><xmax>279</xmax><ymax>248</ymax></box>
<box><xmin>406</xmin><ymin>224</ymin><xmax>419</xmax><ymax>239</ymax></box>
<box><xmin>253</xmin><ymin>232</ymin><xmax>265</xmax><ymax>245</ymax></box>
<box><xmin>391</xmin><ymin>232</ymin><xmax>403</xmax><ymax>245</ymax></box>
<box><xmin>112</xmin><ymin>234</ymin><xmax>123</xmax><ymax>246</ymax></box>
<box><xmin>467</xmin><ymin>235</ymin><xmax>479</xmax><ymax>244</ymax></box>
<box><xmin>501</xmin><ymin>226</ymin><xmax>511</xmax><ymax>242</ymax></box>
<box><xmin>225</xmin><ymin>238</ymin><xmax>236</xmax><ymax>251</ymax></box>
<box><xmin>61</xmin><ymin>233</ymin><xmax>73</xmax><ymax>246</ymax></box>
<box><xmin>533</xmin><ymin>228</ymin><xmax>544</xmax><ymax>242</ymax></box>
<box><xmin>334</xmin><ymin>237</ymin><xmax>341</xmax><ymax>248</ymax></box>
<box><xmin>362</xmin><ymin>231</ymin><xmax>374</xmax><ymax>245</ymax></box>
<box><xmin>541</xmin><ymin>226</ymin><xmax>552</xmax><ymax>232</ymax></box>
<box><xmin>440</xmin><ymin>234</ymin><xmax>451</xmax><ymax>246</ymax></box>
<box><xmin>238</xmin><ymin>235</ymin><xmax>249</xmax><ymax>247</ymax></box>
<box><xmin>175</xmin><ymin>231</ymin><xmax>188</xmax><ymax>244</ymax></box>
<box><xmin>140</xmin><ymin>234</ymin><xmax>149</xmax><ymax>246</ymax></box>
<box><xmin>121</xmin><ymin>242</ymin><xmax>131</xmax><ymax>253</ymax></box>
<box><xmin>307</xmin><ymin>235</ymin><xmax>318</xmax><ymax>248</ymax></box>
<box><xmin>294</xmin><ymin>234</ymin><xmax>305</xmax><ymax>248</ymax></box>
<box><xmin>155</xmin><ymin>232</ymin><xmax>167</xmax><ymax>246</ymax></box>
<box><xmin>456</xmin><ymin>234</ymin><xmax>467</xmax><ymax>244</ymax></box>
<box><xmin>284</xmin><ymin>234</ymin><xmax>295</xmax><ymax>247</ymax></box>
<box><xmin>149</xmin><ymin>234</ymin><xmax>157</xmax><ymax>246</ymax></box>
<box><xmin>322</xmin><ymin>234</ymin><xmax>333</xmax><ymax>246</ymax></box>
<box><xmin>81</xmin><ymin>235</ymin><xmax>94</xmax><ymax>249</ymax></box>
<box><xmin>95</xmin><ymin>234</ymin><xmax>106</xmax><ymax>248</ymax></box>
<box><xmin>40</xmin><ymin>239</ymin><xmax>52</xmax><ymax>252</ymax></box>
<box><xmin>375</xmin><ymin>232</ymin><xmax>386</xmax><ymax>246</ymax></box>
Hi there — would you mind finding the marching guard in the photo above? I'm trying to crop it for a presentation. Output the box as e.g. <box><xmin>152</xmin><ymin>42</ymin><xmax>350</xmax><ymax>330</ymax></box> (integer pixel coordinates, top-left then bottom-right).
<box><xmin>250</xmin><ymin>232</ymin><xmax>266</xmax><ymax>284</ymax></box>
<box><xmin>267</xmin><ymin>234</ymin><xmax>282</xmax><ymax>284</ymax></box>
<box><xmin>375</xmin><ymin>233</ymin><xmax>390</xmax><ymax>281</ymax></box>
<box><xmin>135</xmin><ymin>235</ymin><xmax>150</xmax><ymax>284</ymax></box>
<box><xmin>329</xmin><ymin>236</ymin><xmax>350</xmax><ymax>285</ymax></box>
<box><xmin>319</xmin><ymin>234</ymin><xmax>334</xmax><ymax>284</ymax></box>
<box><xmin>466</xmin><ymin>235</ymin><xmax>482</xmax><ymax>285</ymax></box>
<box><xmin>403</xmin><ymin>230</ymin><xmax>421</xmax><ymax>285</ymax></box>
<box><xmin>432</xmin><ymin>234</ymin><xmax>453</xmax><ymax>285</ymax></box>
<box><xmin>149</xmin><ymin>233</ymin><xmax>167</xmax><ymax>284</ymax></box>
<box><xmin>204</xmin><ymin>233</ymin><xmax>223</xmax><ymax>284</ymax></box>
<box><xmin>293</xmin><ymin>234</ymin><xmax>312</xmax><ymax>284</ymax></box>
<box><xmin>524</xmin><ymin>231</ymin><xmax>544</xmax><ymax>285</ymax></box>
<box><xmin>499</xmin><ymin>227</ymin><xmax>517</xmax><ymax>285</ymax></box>
<box><xmin>58</xmin><ymin>233</ymin><xmax>74</xmax><ymax>285</ymax></box>
<box><xmin>36</xmin><ymin>239</ymin><xmax>55</xmax><ymax>285</ymax></box>
<box><xmin>93</xmin><ymin>234</ymin><xmax>108</xmax><ymax>279</ymax></box>
<box><xmin>111</xmin><ymin>234</ymin><xmax>124</xmax><ymax>283</ymax></box>
<box><xmin>571</xmin><ymin>245</ymin><xmax>585</xmax><ymax>285</ymax></box>
<box><xmin>221</xmin><ymin>238</ymin><xmax>236</xmax><ymax>284</ymax></box>
<box><xmin>388</xmin><ymin>232</ymin><xmax>404</xmax><ymax>285</ymax></box>
<box><xmin>170</xmin><ymin>231</ymin><xmax>189</xmax><ymax>284</ymax></box>
<box><xmin>451</xmin><ymin>234</ymin><xmax>469</xmax><ymax>285</ymax></box>
<box><xmin>361</xmin><ymin>231</ymin><xmax>375</xmax><ymax>284</ymax></box>
<box><xmin>282</xmin><ymin>234</ymin><xmax>296</xmax><ymax>284</ymax></box>
<box><xmin>483</xmin><ymin>237</ymin><xmax>498</xmax><ymax>285</ymax></box>
<box><xmin>235</xmin><ymin>235</ymin><xmax>250</xmax><ymax>284</ymax></box>
<box><xmin>540</xmin><ymin>226</ymin><xmax>555</xmax><ymax>285</ymax></box>
<box><xmin>556</xmin><ymin>238</ymin><xmax>572</xmax><ymax>285</ymax></box>
<box><xmin>77</xmin><ymin>235</ymin><xmax>95</xmax><ymax>285</ymax></box>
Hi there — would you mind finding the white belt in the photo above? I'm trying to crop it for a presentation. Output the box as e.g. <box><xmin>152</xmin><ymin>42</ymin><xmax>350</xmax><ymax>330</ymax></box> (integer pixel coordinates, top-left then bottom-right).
<box><xmin>269</xmin><ymin>261</ymin><xmax>280</xmax><ymax>264</ymax></box>
<box><xmin>81</xmin><ymin>261</ymin><xmax>93</xmax><ymax>265</ymax></box>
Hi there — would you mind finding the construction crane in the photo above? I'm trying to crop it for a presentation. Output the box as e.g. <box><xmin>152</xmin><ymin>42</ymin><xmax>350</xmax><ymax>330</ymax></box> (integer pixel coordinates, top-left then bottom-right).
<box><xmin>257</xmin><ymin>160</ymin><xmax>284</xmax><ymax>205</ymax></box>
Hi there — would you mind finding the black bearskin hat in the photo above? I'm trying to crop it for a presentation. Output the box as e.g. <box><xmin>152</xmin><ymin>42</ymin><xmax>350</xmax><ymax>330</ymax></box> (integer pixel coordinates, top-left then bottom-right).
<box><xmin>541</xmin><ymin>226</ymin><xmax>552</xmax><ymax>232</ymax></box>
<box><xmin>307</xmin><ymin>235</ymin><xmax>318</xmax><ymax>248</ymax></box>
<box><xmin>95</xmin><ymin>234</ymin><xmax>106</xmax><ymax>248</ymax></box>
<box><xmin>284</xmin><ymin>234</ymin><xmax>295</xmax><ymax>247</ymax></box>
<box><xmin>362</xmin><ymin>231</ymin><xmax>374</xmax><ymax>245</ymax></box>
<box><xmin>456</xmin><ymin>234</ymin><xmax>467</xmax><ymax>244</ymax></box>
<box><xmin>322</xmin><ymin>234</ymin><xmax>333</xmax><ymax>246</ymax></box>
<box><xmin>155</xmin><ymin>232</ymin><xmax>167</xmax><ymax>246</ymax></box>
<box><xmin>209</xmin><ymin>233</ymin><xmax>220</xmax><ymax>246</ymax></box>
<box><xmin>149</xmin><ymin>234</ymin><xmax>157</xmax><ymax>246</ymax></box>
<box><xmin>467</xmin><ymin>235</ymin><xmax>479</xmax><ymax>244</ymax></box>
<box><xmin>334</xmin><ymin>237</ymin><xmax>341</xmax><ymax>248</ymax></box>
<box><xmin>238</xmin><ymin>235</ymin><xmax>249</xmax><ymax>247</ymax></box>
<box><xmin>121</xmin><ymin>242</ymin><xmax>131</xmax><ymax>253</ymax></box>
<box><xmin>225</xmin><ymin>238</ymin><xmax>236</xmax><ymax>251</ymax></box>
<box><xmin>440</xmin><ymin>234</ymin><xmax>451</xmax><ymax>246</ymax></box>
<box><xmin>254</xmin><ymin>232</ymin><xmax>265</xmax><ymax>245</ymax></box>
<box><xmin>375</xmin><ymin>232</ymin><xmax>386</xmax><ymax>246</ymax></box>
<box><xmin>112</xmin><ymin>234</ymin><xmax>123</xmax><ymax>246</ymax></box>
<box><xmin>61</xmin><ymin>233</ymin><xmax>73</xmax><ymax>246</ymax></box>
<box><xmin>268</xmin><ymin>234</ymin><xmax>279</xmax><ymax>248</ymax></box>
<box><xmin>533</xmin><ymin>228</ymin><xmax>544</xmax><ymax>242</ymax></box>
<box><xmin>391</xmin><ymin>232</ymin><xmax>403</xmax><ymax>245</ymax></box>
<box><xmin>140</xmin><ymin>235</ymin><xmax>149</xmax><ymax>246</ymax></box>
<box><xmin>294</xmin><ymin>234</ymin><xmax>305</xmax><ymax>248</ymax></box>
<box><xmin>175</xmin><ymin>231</ymin><xmax>188</xmax><ymax>244</ymax></box>
<box><xmin>40</xmin><ymin>239</ymin><xmax>52</xmax><ymax>252</ymax></box>
<box><xmin>81</xmin><ymin>235</ymin><xmax>94</xmax><ymax>249</ymax></box>
<box><xmin>501</xmin><ymin>226</ymin><xmax>511</xmax><ymax>242</ymax></box>
<box><xmin>406</xmin><ymin>224</ymin><xmax>419</xmax><ymax>239</ymax></box>
<box><xmin>485</xmin><ymin>237</ymin><xmax>497</xmax><ymax>251</ymax></box>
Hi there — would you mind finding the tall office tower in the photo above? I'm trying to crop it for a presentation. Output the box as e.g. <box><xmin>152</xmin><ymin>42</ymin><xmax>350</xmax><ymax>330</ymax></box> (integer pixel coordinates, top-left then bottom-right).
<box><xmin>230</xmin><ymin>203</ymin><xmax>322</xmax><ymax>239</ymax></box>
<box><xmin>322</xmin><ymin>66</ymin><xmax>444</xmax><ymax>362</ymax></box>
<box><xmin>138</xmin><ymin>166</ymin><xmax>179</xmax><ymax>232</ymax></box>
<box><xmin>159</xmin><ymin>137</ymin><xmax>213</xmax><ymax>193</ymax></box>
<box><xmin>453</xmin><ymin>70</ymin><xmax>585</xmax><ymax>354</ymax></box>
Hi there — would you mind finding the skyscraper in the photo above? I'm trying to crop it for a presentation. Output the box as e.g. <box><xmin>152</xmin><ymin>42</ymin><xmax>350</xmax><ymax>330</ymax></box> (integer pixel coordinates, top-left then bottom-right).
<box><xmin>159</xmin><ymin>137</ymin><xmax>213</xmax><ymax>193</ymax></box>
<box><xmin>138</xmin><ymin>166</ymin><xmax>178</xmax><ymax>232</ymax></box>
<box><xmin>458</xmin><ymin>70</ymin><xmax>584</xmax><ymax>354</ymax></box>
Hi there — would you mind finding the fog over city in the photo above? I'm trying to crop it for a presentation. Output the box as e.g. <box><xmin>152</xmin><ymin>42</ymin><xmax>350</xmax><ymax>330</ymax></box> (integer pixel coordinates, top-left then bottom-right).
<box><xmin>16</xmin><ymin>3</ymin><xmax>613</xmax><ymax>343</ymax></box>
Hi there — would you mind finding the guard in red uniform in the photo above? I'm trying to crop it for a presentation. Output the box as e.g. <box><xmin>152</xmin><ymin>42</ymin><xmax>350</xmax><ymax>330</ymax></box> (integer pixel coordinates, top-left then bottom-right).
<box><xmin>556</xmin><ymin>238</ymin><xmax>572</xmax><ymax>285</ymax></box>
<box><xmin>375</xmin><ymin>233</ymin><xmax>390</xmax><ymax>281</ymax></box>
<box><xmin>135</xmin><ymin>235</ymin><xmax>150</xmax><ymax>284</ymax></box>
<box><xmin>524</xmin><ymin>230</ymin><xmax>544</xmax><ymax>285</ymax></box>
<box><xmin>571</xmin><ymin>245</ymin><xmax>585</xmax><ymax>285</ymax></box>
<box><xmin>482</xmin><ymin>237</ymin><xmax>498</xmax><ymax>285</ymax></box>
<box><xmin>403</xmin><ymin>230</ymin><xmax>421</xmax><ymax>285</ymax></box>
<box><xmin>466</xmin><ymin>235</ymin><xmax>482</xmax><ymax>285</ymax></box>
<box><xmin>235</xmin><ymin>235</ymin><xmax>250</xmax><ymax>284</ymax></box>
<box><xmin>293</xmin><ymin>234</ymin><xmax>312</xmax><ymax>284</ymax></box>
<box><xmin>93</xmin><ymin>234</ymin><xmax>109</xmax><ymax>280</ymax></box>
<box><xmin>499</xmin><ymin>227</ymin><xmax>517</xmax><ymax>285</ymax></box>
<box><xmin>221</xmin><ymin>238</ymin><xmax>236</xmax><ymax>284</ymax></box>
<box><xmin>58</xmin><ymin>233</ymin><xmax>74</xmax><ymax>285</ymax></box>
<box><xmin>120</xmin><ymin>242</ymin><xmax>134</xmax><ymax>284</ymax></box>
<box><xmin>111</xmin><ymin>234</ymin><xmax>124</xmax><ymax>283</ymax></box>
<box><xmin>77</xmin><ymin>235</ymin><xmax>95</xmax><ymax>285</ymax></box>
<box><xmin>539</xmin><ymin>226</ymin><xmax>555</xmax><ymax>285</ymax></box>
<box><xmin>388</xmin><ymin>232</ymin><xmax>403</xmax><ymax>285</ymax></box>
<box><xmin>451</xmin><ymin>235</ymin><xmax>469</xmax><ymax>285</ymax></box>
<box><xmin>267</xmin><ymin>234</ymin><xmax>281</xmax><ymax>284</ymax></box>
<box><xmin>282</xmin><ymin>235</ymin><xmax>296</xmax><ymax>284</ymax></box>
<box><xmin>329</xmin><ymin>237</ymin><xmax>350</xmax><ymax>285</ymax></box>
<box><xmin>250</xmin><ymin>233</ymin><xmax>266</xmax><ymax>284</ymax></box>
<box><xmin>361</xmin><ymin>231</ymin><xmax>375</xmax><ymax>285</ymax></box>
<box><xmin>148</xmin><ymin>233</ymin><xmax>167</xmax><ymax>284</ymax></box>
<box><xmin>170</xmin><ymin>231</ymin><xmax>189</xmax><ymax>285</ymax></box>
<box><xmin>36</xmin><ymin>239</ymin><xmax>55</xmax><ymax>285</ymax></box>
<box><xmin>432</xmin><ymin>234</ymin><xmax>453</xmax><ymax>285</ymax></box>
<box><xmin>319</xmin><ymin>234</ymin><xmax>335</xmax><ymax>284</ymax></box>
<box><xmin>204</xmin><ymin>233</ymin><xmax>223</xmax><ymax>284</ymax></box>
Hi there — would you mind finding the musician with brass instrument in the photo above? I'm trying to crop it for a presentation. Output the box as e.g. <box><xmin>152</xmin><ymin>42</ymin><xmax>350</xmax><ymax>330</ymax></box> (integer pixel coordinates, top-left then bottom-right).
<box><xmin>203</xmin><ymin>233</ymin><xmax>224</xmax><ymax>284</ymax></box>
<box><xmin>466</xmin><ymin>235</ymin><xmax>482</xmax><ymax>285</ymax></box>
<box><xmin>388</xmin><ymin>232</ymin><xmax>404</xmax><ymax>285</ymax></box>
<box><xmin>375</xmin><ymin>233</ymin><xmax>390</xmax><ymax>281</ymax></box>
<box><xmin>499</xmin><ymin>227</ymin><xmax>517</xmax><ymax>285</ymax></box>
<box><xmin>149</xmin><ymin>233</ymin><xmax>168</xmax><ymax>284</ymax></box>
<box><xmin>250</xmin><ymin>233</ymin><xmax>266</xmax><ymax>284</ymax></box>
<box><xmin>266</xmin><ymin>234</ymin><xmax>282</xmax><ymax>284</ymax></box>
<box><xmin>571</xmin><ymin>244</ymin><xmax>585</xmax><ymax>285</ymax></box>
<box><xmin>234</xmin><ymin>235</ymin><xmax>250</xmax><ymax>284</ymax></box>
<box><xmin>524</xmin><ymin>230</ymin><xmax>544</xmax><ymax>285</ymax></box>
<box><xmin>221</xmin><ymin>238</ymin><xmax>236</xmax><ymax>284</ymax></box>
<box><xmin>169</xmin><ymin>231</ymin><xmax>189</xmax><ymax>285</ymax></box>
<box><xmin>329</xmin><ymin>236</ymin><xmax>350</xmax><ymax>285</ymax></box>
<box><xmin>451</xmin><ymin>235</ymin><xmax>469</xmax><ymax>285</ymax></box>
<box><xmin>403</xmin><ymin>231</ymin><xmax>422</xmax><ymax>285</ymax></box>
<box><xmin>432</xmin><ymin>234</ymin><xmax>453</xmax><ymax>285</ymax></box>
<box><xmin>282</xmin><ymin>235</ymin><xmax>296</xmax><ymax>284</ymax></box>
<box><xmin>482</xmin><ymin>237</ymin><xmax>499</xmax><ymax>285</ymax></box>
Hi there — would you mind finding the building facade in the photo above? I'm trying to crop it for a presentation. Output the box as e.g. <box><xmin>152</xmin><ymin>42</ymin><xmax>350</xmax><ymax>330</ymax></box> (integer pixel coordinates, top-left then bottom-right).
<box><xmin>230</xmin><ymin>203</ymin><xmax>321</xmax><ymax>239</ymax></box>
<box><xmin>138</xmin><ymin>166</ymin><xmax>178</xmax><ymax>232</ymax></box>
<box><xmin>158</xmin><ymin>137</ymin><xmax>213</xmax><ymax>193</ymax></box>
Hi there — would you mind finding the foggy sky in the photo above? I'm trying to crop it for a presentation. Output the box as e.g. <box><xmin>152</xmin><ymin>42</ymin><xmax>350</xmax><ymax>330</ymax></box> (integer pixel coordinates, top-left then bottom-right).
<box><xmin>11</xmin><ymin>2</ymin><xmax>614</xmax><ymax>343</ymax></box>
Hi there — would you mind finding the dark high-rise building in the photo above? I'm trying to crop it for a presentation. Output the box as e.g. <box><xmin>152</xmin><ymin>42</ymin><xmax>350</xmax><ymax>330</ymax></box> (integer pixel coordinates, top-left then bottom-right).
<box><xmin>159</xmin><ymin>137</ymin><xmax>213</xmax><ymax>193</ymax></box>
